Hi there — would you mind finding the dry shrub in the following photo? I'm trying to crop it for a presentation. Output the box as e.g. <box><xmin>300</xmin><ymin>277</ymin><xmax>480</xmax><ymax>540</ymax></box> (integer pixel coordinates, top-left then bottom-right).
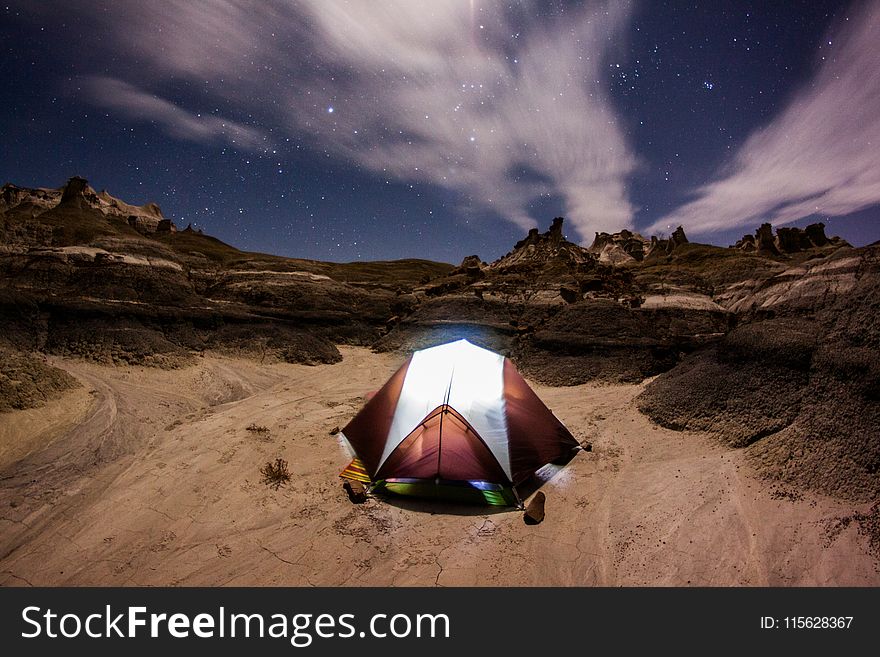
<box><xmin>260</xmin><ymin>458</ymin><xmax>291</xmax><ymax>490</ymax></box>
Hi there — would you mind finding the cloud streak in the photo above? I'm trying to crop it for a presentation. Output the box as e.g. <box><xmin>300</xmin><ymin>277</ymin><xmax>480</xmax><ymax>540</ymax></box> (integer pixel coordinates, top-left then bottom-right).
<box><xmin>67</xmin><ymin>0</ymin><xmax>639</xmax><ymax>240</ymax></box>
<box><xmin>297</xmin><ymin>0</ymin><xmax>638</xmax><ymax>236</ymax></box>
<box><xmin>653</xmin><ymin>2</ymin><xmax>880</xmax><ymax>236</ymax></box>
<box><xmin>80</xmin><ymin>76</ymin><xmax>268</xmax><ymax>151</ymax></box>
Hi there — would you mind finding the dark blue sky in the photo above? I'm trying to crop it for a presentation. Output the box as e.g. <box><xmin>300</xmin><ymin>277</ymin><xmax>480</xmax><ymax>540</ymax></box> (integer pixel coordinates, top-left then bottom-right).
<box><xmin>3</xmin><ymin>1</ymin><xmax>879</xmax><ymax>263</ymax></box>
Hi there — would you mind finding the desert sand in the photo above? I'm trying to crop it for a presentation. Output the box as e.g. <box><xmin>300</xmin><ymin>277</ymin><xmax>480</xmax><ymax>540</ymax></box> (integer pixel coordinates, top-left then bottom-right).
<box><xmin>0</xmin><ymin>347</ymin><xmax>876</xmax><ymax>586</ymax></box>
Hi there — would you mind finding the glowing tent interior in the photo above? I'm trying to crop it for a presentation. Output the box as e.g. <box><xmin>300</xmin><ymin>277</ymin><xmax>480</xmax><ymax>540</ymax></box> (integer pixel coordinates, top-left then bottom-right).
<box><xmin>339</xmin><ymin>339</ymin><xmax>579</xmax><ymax>506</ymax></box>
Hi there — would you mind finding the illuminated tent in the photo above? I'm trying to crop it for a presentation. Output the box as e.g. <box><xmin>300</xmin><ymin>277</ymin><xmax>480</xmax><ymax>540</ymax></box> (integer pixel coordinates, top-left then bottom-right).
<box><xmin>339</xmin><ymin>339</ymin><xmax>579</xmax><ymax>506</ymax></box>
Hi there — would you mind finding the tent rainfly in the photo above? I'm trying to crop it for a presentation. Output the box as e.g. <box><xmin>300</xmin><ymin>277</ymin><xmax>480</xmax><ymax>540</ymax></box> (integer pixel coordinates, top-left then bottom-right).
<box><xmin>339</xmin><ymin>339</ymin><xmax>579</xmax><ymax>506</ymax></box>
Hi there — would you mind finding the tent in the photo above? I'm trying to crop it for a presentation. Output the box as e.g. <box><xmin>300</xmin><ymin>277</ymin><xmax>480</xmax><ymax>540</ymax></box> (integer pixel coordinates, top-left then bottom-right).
<box><xmin>339</xmin><ymin>339</ymin><xmax>579</xmax><ymax>506</ymax></box>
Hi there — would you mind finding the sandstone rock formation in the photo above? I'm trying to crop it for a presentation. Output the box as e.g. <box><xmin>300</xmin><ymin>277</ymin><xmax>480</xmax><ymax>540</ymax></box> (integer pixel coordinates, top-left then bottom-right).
<box><xmin>733</xmin><ymin>221</ymin><xmax>845</xmax><ymax>254</ymax></box>
<box><xmin>497</xmin><ymin>217</ymin><xmax>594</xmax><ymax>271</ymax></box>
<box><xmin>639</xmin><ymin>243</ymin><xmax>880</xmax><ymax>501</ymax></box>
<box><xmin>590</xmin><ymin>228</ymin><xmax>650</xmax><ymax>263</ymax></box>
<box><xmin>459</xmin><ymin>254</ymin><xmax>483</xmax><ymax>269</ymax></box>
<box><xmin>590</xmin><ymin>225</ymin><xmax>688</xmax><ymax>263</ymax></box>
<box><xmin>1</xmin><ymin>177</ymin><xmax>172</xmax><ymax>239</ymax></box>
<box><xmin>379</xmin><ymin>218</ymin><xmax>729</xmax><ymax>385</ymax></box>
<box><xmin>58</xmin><ymin>175</ymin><xmax>94</xmax><ymax>209</ymax></box>
<box><xmin>0</xmin><ymin>178</ymin><xmax>452</xmax><ymax>369</ymax></box>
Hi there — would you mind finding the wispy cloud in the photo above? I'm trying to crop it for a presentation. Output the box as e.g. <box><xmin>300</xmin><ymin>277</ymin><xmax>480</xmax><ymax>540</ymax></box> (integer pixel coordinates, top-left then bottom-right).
<box><xmin>653</xmin><ymin>3</ymin><xmax>880</xmax><ymax>236</ymax></box>
<box><xmin>80</xmin><ymin>76</ymin><xmax>268</xmax><ymax>151</ymax></box>
<box><xmin>67</xmin><ymin>0</ymin><xmax>639</xmax><ymax>240</ymax></box>
<box><xmin>287</xmin><ymin>0</ymin><xmax>638</xmax><ymax>237</ymax></box>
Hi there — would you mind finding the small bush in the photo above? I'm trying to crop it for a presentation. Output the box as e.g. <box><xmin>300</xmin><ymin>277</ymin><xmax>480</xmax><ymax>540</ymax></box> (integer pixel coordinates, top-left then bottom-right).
<box><xmin>246</xmin><ymin>423</ymin><xmax>270</xmax><ymax>434</ymax></box>
<box><xmin>260</xmin><ymin>458</ymin><xmax>291</xmax><ymax>490</ymax></box>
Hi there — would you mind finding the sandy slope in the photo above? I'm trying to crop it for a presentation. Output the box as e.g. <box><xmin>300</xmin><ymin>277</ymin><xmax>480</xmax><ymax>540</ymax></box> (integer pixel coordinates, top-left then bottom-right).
<box><xmin>0</xmin><ymin>385</ymin><xmax>92</xmax><ymax>471</ymax></box>
<box><xmin>0</xmin><ymin>348</ymin><xmax>876</xmax><ymax>586</ymax></box>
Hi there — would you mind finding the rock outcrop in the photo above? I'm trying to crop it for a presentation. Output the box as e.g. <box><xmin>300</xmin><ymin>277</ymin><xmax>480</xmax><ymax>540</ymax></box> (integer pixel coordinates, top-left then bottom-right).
<box><xmin>804</xmin><ymin>222</ymin><xmax>829</xmax><ymax>247</ymax></box>
<box><xmin>670</xmin><ymin>225</ymin><xmax>689</xmax><ymax>246</ymax></box>
<box><xmin>58</xmin><ymin>176</ymin><xmax>94</xmax><ymax>209</ymax></box>
<box><xmin>156</xmin><ymin>219</ymin><xmax>177</xmax><ymax>233</ymax></box>
<box><xmin>639</xmin><ymin>243</ymin><xmax>880</xmax><ymax>502</ymax></box>
<box><xmin>755</xmin><ymin>222</ymin><xmax>779</xmax><ymax>254</ymax></box>
<box><xmin>0</xmin><ymin>344</ymin><xmax>79</xmax><ymax>412</ymax></box>
<box><xmin>654</xmin><ymin>225</ymin><xmax>690</xmax><ymax>254</ymax></box>
<box><xmin>590</xmin><ymin>225</ymin><xmax>688</xmax><ymax>263</ymax></box>
<box><xmin>590</xmin><ymin>229</ymin><xmax>650</xmax><ymax>263</ymax></box>
<box><xmin>498</xmin><ymin>217</ymin><xmax>593</xmax><ymax>271</ymax></box>
<box><xmin>379</xmin><ymin>218</ymin><xmax>730</xmax><ymax>385</ymax></box>
<box><xmin>734</xmin><ymin>233</ymin><xmax>756</xmax><ymax>251</ymax></box>
<box><xmin>0</xmin><ymin>178</ymin><xmax>453</xmax><ymax>369</ymax></box>
<box><xmin>459</xmin><ymin>254</ymin><xmax>483</xmax><ymax>269</ymax></box>
<box><xmin>1</xmin><ymin>177</ymin><xmax>173</xmax><ymax>239</ymax></box>
<box><xmin>733</xmin><ymin>222</ymin><xmax>845</xmax><ymax>254</ymax></box>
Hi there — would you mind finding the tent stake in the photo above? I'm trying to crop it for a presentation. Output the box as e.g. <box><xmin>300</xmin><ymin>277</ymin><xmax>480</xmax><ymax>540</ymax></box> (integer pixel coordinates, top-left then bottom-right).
<box><xmin>511</xmin><ymin>485</ymin><xmax>524</xmax><ymax>510</ymax></box>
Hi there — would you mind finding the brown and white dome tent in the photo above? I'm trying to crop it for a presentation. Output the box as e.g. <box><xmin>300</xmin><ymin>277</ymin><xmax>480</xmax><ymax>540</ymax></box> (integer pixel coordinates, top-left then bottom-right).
<box><xmin>339</xmin><ymin>339</ymin><xmax>579</xmax><ymax>506</ymax></box>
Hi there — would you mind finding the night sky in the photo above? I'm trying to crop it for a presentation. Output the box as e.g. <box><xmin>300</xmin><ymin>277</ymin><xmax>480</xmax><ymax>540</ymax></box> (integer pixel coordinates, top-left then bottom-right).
<box><xmin>3</xmin><ymin>1</ymin><xmax>879</xmax><ymax>264</ymax></box>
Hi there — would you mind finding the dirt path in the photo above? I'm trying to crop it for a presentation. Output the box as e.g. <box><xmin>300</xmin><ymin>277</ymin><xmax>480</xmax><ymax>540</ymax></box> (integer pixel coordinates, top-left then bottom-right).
<box><xmin>0</xmin><ymin>348</ymin><xmax>876</xmax><ymax>586</ymax></box>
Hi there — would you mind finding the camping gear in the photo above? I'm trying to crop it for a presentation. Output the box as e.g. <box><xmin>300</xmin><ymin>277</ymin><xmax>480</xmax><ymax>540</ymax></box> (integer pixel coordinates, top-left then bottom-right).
<box><xmin>343</xmin><ymin>479</ymin><xmax>367</xmax><ymax>504</ymax></box>
<box><xmin>338</xmin><ymin>339</ymin><xmax>578</xmax><ymax>506</ymax></box>
<box><xmin>523</xmin><ymin>492</ymin><xmax>546</xmax><ymax>524</ymax></box>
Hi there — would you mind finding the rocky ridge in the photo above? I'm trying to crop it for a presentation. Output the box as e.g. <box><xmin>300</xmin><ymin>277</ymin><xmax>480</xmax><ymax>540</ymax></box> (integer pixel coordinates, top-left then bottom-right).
<box><xmin>732</xmin><ymin>221</ymin><xmax>847</xmax><ymax>254</ymax></box>
<box><xmin>589</xmin><ymin>225</ymin><xmax>689</xmax><ymax>264</ymax></box>
<box><xmin>378</xmin><ymin>218</ymin><xmax>733</xmax><ymax>384</ymax></box>
<box><xmin>2</xmin><ymin>176</ymin><xmax>171</xmax><ymax>237</ymax></box>
<box><xmin>0</xmin><ymin>177</ymin><xmax>452</xmax><ymax>370</ymax></box>
<box><xmin>637</xmin><ymin>241</ymin><xmax>879</xmax><ymax>502</ymax></box>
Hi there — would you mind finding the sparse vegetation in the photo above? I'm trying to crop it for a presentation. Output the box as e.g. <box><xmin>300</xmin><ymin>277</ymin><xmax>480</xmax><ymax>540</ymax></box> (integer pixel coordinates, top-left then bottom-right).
<box><xmin>246</xmin><ymin>422</ymin><xmax>273</xmax><ymax>443</ymax></box>
<box><xmin>822</xmin><ymin>502</ymin><xmax>880</xmax><ymax>559</ymax></box>
<box><xmin>260</xmin><ymin>458</ymin><xmax>291</xmax><ymax>490</ymax></box>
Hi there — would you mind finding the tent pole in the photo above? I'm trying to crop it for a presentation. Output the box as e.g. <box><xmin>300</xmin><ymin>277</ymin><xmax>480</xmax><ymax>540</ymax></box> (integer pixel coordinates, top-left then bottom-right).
<box><xmin>435</xmin><ymin>368</ymin><xmax>455</xmax><ymax>484</ymax></box>
<box><xmin>435</xmin><ymin>406</ymin><xmax>444</xmax><ymax>486</ymax></box>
